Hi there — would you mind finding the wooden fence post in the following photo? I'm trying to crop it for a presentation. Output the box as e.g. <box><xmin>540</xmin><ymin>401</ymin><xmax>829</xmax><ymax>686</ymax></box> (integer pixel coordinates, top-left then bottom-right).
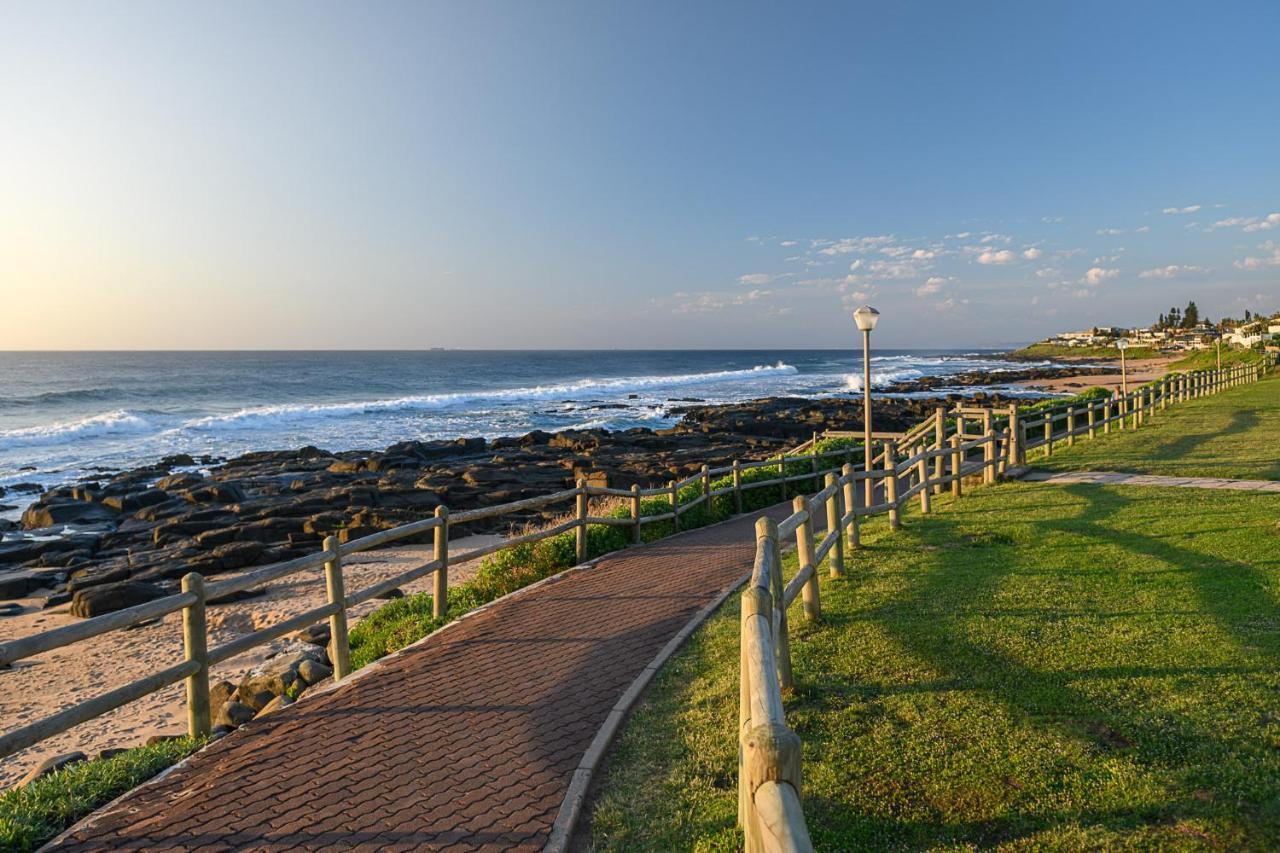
<box><xmin>702</xmin><ymin>464</ymin><xmax>711</xmax><ymax>511</ymax></box>
<box><xmin>181</xmin><ymin>572</ymin><xmax>211</xmax><ymax>738</ymax></box>
<box><xmin>794</xmin><ymin>496</ymin><xmax>821</xmax><ymax>620</ymax></box>
<box><xmin>322</xmin><ymin>535</ymin><xmax>351</xmax><ymax>681</ymax></box>
<box><xmin>576</xmin><ymin>479</ymin><xmax>588</xmax><ymax>563</ymax></box>
<box><xmin>950</xmin><ymin>434</ymin><xmax>962</xmax><ymax>497</ymax></box>
<box><xmin>917</xmin><ymin>451</ymin><xmax>931</xmax><ymax>514</ymax></box>
<box><xmin>983</xmin><ymin>419</ymin><xmax>996</xmax><ymax>485</ymax></box>
<box><xmin>841</xmin><ymin>463</ymin><xmax>860</xmax><ymax>550</ymax></box>
<box><xmin>1066</xmin><ymin>406</ymin><xmax>1075</xmax><ymax>447</ymax></box>
<box><xmin>433</xmin><ymin>506</ymin><xmax>449</xmax><ymax>620</ymax></box>
<box><xmin>670</xmin><ymin>480</ymin><xmax>680</xmax><ymax>532</ymax></box>
<box><xmin>1087</xmin><ymin>401</ymin><xmax>1097</xmax><ymax>439</ymax></box>
<box><xmin>933</xmin><ymin>407</ymin><xmax>947</xmax><ymax>492</ymax></box>
<box><xmin>1007</xmin><ymin>403</ymin><xmax>1021</xmax><ymax>467</ymax></box>
<box><xmin>1043</xmin><ymin>413</ymin><xmax>1053</xmax><ymax>457</ymax></box>
<box><xmin>884</xmin><ymin>441</ymin><xmax>900</xmax><ymax>530</ymax></box>
<box><xmin>825</xmin><ymin>472</ymin><xmax>844</xmax><ymax>577</ymax></box>
<box><xmin>760</xmin><ymin>516</ymin><xmax>793</xmax><ymax>692</ymax></box>
<box><xmin>1161</xmin><ymin>377</ymin><xmax>1168</xmax><ymax>410</ymax></box>
<box><xmin>631</xmin><ymin>484</ymin><xmax>642</xmax><ymax>544</ymax></box>
<box><xmin>732</xmin><ymin>460</ymin><xmax>744</xmax><ymax>515</ymax></box>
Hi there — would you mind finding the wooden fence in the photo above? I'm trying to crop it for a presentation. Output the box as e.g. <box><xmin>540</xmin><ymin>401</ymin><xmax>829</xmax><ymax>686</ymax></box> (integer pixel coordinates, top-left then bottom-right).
<box><xmin>735</xmin><ymin>359</ymin><xmax>1268</xmax><ymax>852</ymax></box>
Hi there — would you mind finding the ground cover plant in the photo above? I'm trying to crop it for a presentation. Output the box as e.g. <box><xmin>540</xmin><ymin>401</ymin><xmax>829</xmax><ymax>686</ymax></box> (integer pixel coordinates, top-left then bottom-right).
<box><xmin>587</xmin><ymin>481</ymin><xmax>1280</xmax><ymax>850</ymax></box>
<box><xmin>1011</xmin><ymin>343</ymin><xmax>1160</xmax><ymax>360</ymax></box>
<box><xmin>348</xmin><ymin>438</ymin><xmax>865</xmax><ymax>668</ymax></box>
<box><xmin>1034</xmin><ymin>372</ymin><xmax>1279</xmax><ymax>480</ymax></box>
<box><xmin>0</xmin><ymin>737</ymin><xmax>202</xmax><ymax>852</ymax></box>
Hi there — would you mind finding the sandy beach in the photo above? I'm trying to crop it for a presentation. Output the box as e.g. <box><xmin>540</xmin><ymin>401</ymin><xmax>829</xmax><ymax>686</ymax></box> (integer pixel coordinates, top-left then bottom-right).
<box><xmin>1013</xmin><ymin>355</ymin><xmax>1179</xmax><ymax>394</ymax></box>
<box><xmin>0</xmin><ymin>533</ymin><xmax>502</xmax><ymax>789</ymax></box>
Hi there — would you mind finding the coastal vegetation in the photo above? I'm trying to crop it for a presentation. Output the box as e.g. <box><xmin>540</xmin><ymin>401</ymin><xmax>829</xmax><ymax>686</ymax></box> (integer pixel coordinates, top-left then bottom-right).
<box><xmin>1010</xmin><ymin>342</ymin><xmax>1160</xmax><ymax>360</ymax></box>
<box><xmin>0</xmin><ymin>737</ymin><xmax>202</xmax><ymax>851</ymax></box>
<box><xmin>587</xmin><ymin>479</ymin><xmax>1280</xmax><ymax>849</ymax></box>
<box><xmin>349</xmin><ymin>437</ymin><xmax>865</xmax><ymax>668</ymax></box>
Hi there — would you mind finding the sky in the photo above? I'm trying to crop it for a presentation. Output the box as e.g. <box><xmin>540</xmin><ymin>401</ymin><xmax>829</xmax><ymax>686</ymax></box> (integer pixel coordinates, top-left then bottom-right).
<box><xmin>1</xmin><ymin>1</ymin><xmax>1278</xmax><ymax>350</ymax></box>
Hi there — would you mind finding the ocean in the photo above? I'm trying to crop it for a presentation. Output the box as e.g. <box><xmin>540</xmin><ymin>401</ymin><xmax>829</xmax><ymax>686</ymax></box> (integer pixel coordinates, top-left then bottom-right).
<box><xmin>0</xmin><ymin>350</ymin><xmax>1050</xmax><ymax>510</ymax></box>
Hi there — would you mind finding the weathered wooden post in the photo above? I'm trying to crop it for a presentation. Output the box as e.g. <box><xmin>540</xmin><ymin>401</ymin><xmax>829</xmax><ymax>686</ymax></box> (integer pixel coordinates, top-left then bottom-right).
<box><xmin>669</xmin><ymin>479</ymin><xmax>680</xmax><ymax>533</ymax></box>
<box><xmin>1066</xmin><ymin>406</ymin><xmax>1076</xmax><ymax>447</ymax></box>
<box><xmin>825</xmin><ymin>472</ymin><xmax>845</xmax><ymax>577</ymax></box>
<box><xmin>433</xmin><ymin>506</ymin><xmax>449</xmax><ymax>619</ymax></box>
<box><xmin>575</xmin><ymin>479</ymin><xmax>588</xmax><ymax>563</ymax></box>
<box><xmin>841</xmin><ymin>463</ymin><xmax>860</xmax><ymax>550</ymax></box>
<box><xmin>778</xmin><ymin>453</ymin><xmax>787</xmax><ymax>501</ymax></box>
<box><xmin>1161</xmin><ymin>377</ymin><xmax>1169</xmax><ymax>410</ymax></box>
<box><xmin>884</xmin><ymin>441</ymin><xmax>900</xmax><ymax>530</ymax></box>
<box><xmin>322</xmin><ymin>535</ymin><xmax>351</xmax><ymax>681</ymax></box>
<box><xmin>933</xmin><ymin>407</ymin><xmax>947</xmax><ymax>492</ymax></box>
<box><xmin>181</xmin><ymin>572</ymin><xmax>211</xmax><ymax>738</ymax></box>
<box><xmin>793</xmin><ymin>496</ymin><xmax>821</xmax><ymax>620</ymax></box>
<box><xmin>916</xmin><ymin>452</ymin><xmax>931</xmax><ymax>514</ymax></box>
<box><xmin>983</xmin><ymin>417</ymin><xmax>996</xmax><ymax>485</ymax></box>
<box><xmin>809</xmin><ymin>442</ymin><xmax>820</xmax><ymax>492</ymax></box>
<box><xmin>1007</xmin><ymin>403</ymin><xmax>1022</xmax><ymax>467</ymax></box>
<box><xmin>732</xmin><ymin>459</ymin><xmax>744</xmax><ymax>515</ymax></box>
<box><xmin>950</xmin><ymin>434</ymin><xmax>962</xmax><ymax>497</ymax></box>
<box><xmin>1043</xmin><ymin>413</ymin><xmax>1053</xmax><ymax>457</ymax></box>
<box><xmin>701</xmin><ymin>464</ymin><xmax>711</xmax><ymax>514</ymax></box>
<box><xmin>630</xmin><ymin>484</ymin><xmax>642</xmax><ymax>544</ymax></box>
<box><xmin>1087</xmin><ymin>401</ymin><xmax>1097</xmax><ymax>439</ymax></box>
<box><xmin>764</xmin><ymin>516</ymin><xmax>793</xmax><ymax>692</ymax></box>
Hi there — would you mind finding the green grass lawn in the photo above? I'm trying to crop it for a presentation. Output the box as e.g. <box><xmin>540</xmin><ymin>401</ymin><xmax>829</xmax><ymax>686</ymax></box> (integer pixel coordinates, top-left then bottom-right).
<box><xmin>587</xmin><ymin>482</ymin><xmax>1280</xmax><ymax>850</ymax></box>
<box><xmin>1033</xmin><ymin>374</ymin><xmax>1280</xmax><ymax>480</ymax></box>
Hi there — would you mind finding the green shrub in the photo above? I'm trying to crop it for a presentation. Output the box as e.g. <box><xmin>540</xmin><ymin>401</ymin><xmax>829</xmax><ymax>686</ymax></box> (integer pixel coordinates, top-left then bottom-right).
<box><xmin>0</xmin><ymin>737</ymin><xmax>202</xmax><ymax>852</ymax></box>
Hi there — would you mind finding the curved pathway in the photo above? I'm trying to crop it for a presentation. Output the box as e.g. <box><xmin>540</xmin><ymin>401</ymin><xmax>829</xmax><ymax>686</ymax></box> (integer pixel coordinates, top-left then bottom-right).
<box><xmin>51</xmin><ymin>503</ymin><xmax>799</xmax><ymax>852</ymax></box>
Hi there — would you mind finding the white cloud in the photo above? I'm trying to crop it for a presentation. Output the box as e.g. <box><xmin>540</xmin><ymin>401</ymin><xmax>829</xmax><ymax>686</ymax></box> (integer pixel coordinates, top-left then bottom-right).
<box><xmin>1080</xmin><ymin>267</ymin><xmax>1119</xmax><ymax>286</ymax></box>
<box><xmin>671</xmin><ymin>288</ymin><xmax>772</xmax><ymax>314</ymax></box>
<box><xmin>1041</xmin><ymin>216</ymin><xmax>1063</xmax><ymax>224</ymax></box>
<box><xmin>977</xmin><ymin>249</ymin><xmax>1016</xmax><ymax>265</ymax></box>
<box><xmin>980</xmin><ymin>233</ymin><xmax>1012</xmax><ymax>244</ymax></box>
<box><xmin>1134</xmin><ymin>225</ymin><xmax>1150</xmax><ymax>233</ymax></box>
<box><xmin>1245</xmin><ymin>213</ymin><xmax>1280</xmax><ymax>232</ymax></box>
<box><xmin>1161</xmin><ymin>205</ymin><xmax>1201</xmax><ymax>214</ymax></box>
<box><xmin>915</xmin><ymin>276</ymin><xmax>948</xmax><ymax>297</ymax></box>
<box><xmin>1233</xmin><ymin>240</ymin><xmax>1280</xmax><ymax>270</ymax></box>
<box><xmin>1021</xmin><ymin>247</ymin><xmax>1043</xmax><ymax>260</ymax></box>
<box><xmin>1137</xmin><ymin>265</ymin><xmax>1210</xmax><ymax>279</ymax></box>
<box><xmin>1210</xmin><ymin>213</ymin><xmax>1280</xmax><ymax>232</ymax></box>
<box><xmin>737</xmin><ymin>273</ymin><xmax>774</xmax><ymax>286</ymax></box>
<box><xmin>1035</xmin><ymin>267</ymin><xmax>1061</xmax><ymax>279</ymax></box>
<box><xmin>779</xmin><ymin>240</ymin><xmax>798</xmax><ymax>247</ymax></box>
<box><xmin>817</xmin><ymin>235</ymin><xmax>896</xmax><ymax>256</ymax></box>
<box><xmin>1096</xmin><ymin>228</ymin><xmax>1125</xmax><ymax>236</ymax></box>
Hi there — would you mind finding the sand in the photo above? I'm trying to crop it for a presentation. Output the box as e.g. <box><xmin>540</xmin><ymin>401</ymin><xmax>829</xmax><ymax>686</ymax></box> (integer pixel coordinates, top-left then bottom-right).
<box><xmin>0</xmin><ymin>533</ymin><xmax>503</xmax><ymax>789</ymax></box>
<box><xmin>1013</xmin><ymin>355</ymin><xmax>1179</xmax><ymax>394</ymax></box>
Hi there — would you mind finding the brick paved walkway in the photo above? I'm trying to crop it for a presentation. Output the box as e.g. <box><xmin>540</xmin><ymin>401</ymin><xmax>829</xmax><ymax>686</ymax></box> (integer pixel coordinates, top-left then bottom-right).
<box><xmin>53</xmin><ymin>503</ymin><xmax>799</xmax><ymax>852</ymax></box>
<box><xmin>1021</xmin><ymin>470</ymin><xmax>1280</xmax><ymax>491</ymax></box>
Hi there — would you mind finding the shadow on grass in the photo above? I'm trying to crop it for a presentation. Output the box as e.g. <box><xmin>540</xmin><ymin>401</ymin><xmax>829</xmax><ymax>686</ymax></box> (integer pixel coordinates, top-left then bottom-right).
<box><xmin>1148</xmin><ymin>408</ymin><xmax>1260</xmax><ymax>467</ymax></box>
<box><xmin>797</xmin><ymin>484</ymin><xmax>1280</xmax><ymax>849</ymax></box>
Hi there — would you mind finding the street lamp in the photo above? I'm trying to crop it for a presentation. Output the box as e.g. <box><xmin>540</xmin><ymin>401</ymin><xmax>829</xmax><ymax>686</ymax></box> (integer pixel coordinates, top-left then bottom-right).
<box><xmin>1215</xmin><ymin>334</ymin><xmax>1222</xmax><ymax>371</ymax></box>
<box><xmin>1116</xmin><ymin>337</ymin><xmax>1130</xmax><ymax>395</ymax></box>
<box><xmin>853</xmin><ymin>306</ymin><xmax>880</xmax><ymax>506</ymax></box>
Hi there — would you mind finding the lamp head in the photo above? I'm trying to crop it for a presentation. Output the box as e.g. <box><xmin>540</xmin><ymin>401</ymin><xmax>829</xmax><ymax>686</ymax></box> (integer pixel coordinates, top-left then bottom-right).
<box><xmin>1116</xmin><ymin>338</ymin><xmax>1130</xmax><ymax>351</ymax></box>
<box><xmin>853</xmin><ymin>305</ymin><xmax>880</xmax><ymax>332</ymax></box>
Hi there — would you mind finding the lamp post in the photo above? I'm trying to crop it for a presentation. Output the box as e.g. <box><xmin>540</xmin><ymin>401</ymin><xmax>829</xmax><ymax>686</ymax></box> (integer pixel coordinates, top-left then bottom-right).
<box><xmin>853</xmin><ymin>306</ymin><xmax>880</xmax><ymax>506</ymax></box>
<box><xmin>1215</xmin><ymin>334</ymin><xmax>1222</xmax><ymax>371</ymax></box>
<box><xmin>1116</xmin><ymin>337</ymin><xmax>1130</xmax><ymax>395</ymax></box>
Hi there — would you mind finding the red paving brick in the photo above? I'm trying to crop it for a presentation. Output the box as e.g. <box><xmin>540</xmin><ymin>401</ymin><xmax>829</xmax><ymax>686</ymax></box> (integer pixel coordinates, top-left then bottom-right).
<box><xmin>53</xmin><ymin>503</ymin><xmax>797</xmax><ymax>851</ymax></box>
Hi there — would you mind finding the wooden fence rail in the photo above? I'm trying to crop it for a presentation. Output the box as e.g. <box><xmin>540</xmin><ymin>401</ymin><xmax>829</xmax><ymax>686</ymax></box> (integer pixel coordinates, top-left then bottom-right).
<box><xmin>735</xmin><ymin>358</ymin><xmax>1269</xmax><ymax>851</ymax></box>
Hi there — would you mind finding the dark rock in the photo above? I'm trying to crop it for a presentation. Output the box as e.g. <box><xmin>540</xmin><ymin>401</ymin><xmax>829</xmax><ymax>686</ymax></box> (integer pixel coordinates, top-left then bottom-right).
<box><xmin>207</xmin><ymin>586</ymin><xmax>267</xmax><ymax>605</ymax></box>
<box><xmin>209</xmin><ymin>679</ymin><xmax>236</xmax><ymax>711</ymax></box>
<box><xmin>20</xmin><ymin>752</ymin><xmax>87</xmax><ymax>785</ymax></box>
<box><xmin>20</xmin><ymin>500</ymin><xmax>118</xmax><ymax>530</ymax></box>
<box><xmin>145</xmin><ymin>733</ymin><xmax>183</xmax><ymax>746</ymax></box>
<box><xmin>69</xmin><ymin>581</ymin><xmax>169</xmax><ymax>618</ymax></box>
<box><xmin>292</xmin><ymin>623</ymin><xmax>331</xmax><ymax>647</ymax></box>
<box><xmin>215</xmin><ymin>700</ymin><xmax>256</xmax><ymax>729</ymax></box>
<box><xmin>297</xmin><ymin>658</ymin><xmax>333</xmax><ymax>685</ymax></box>
<box><xmin>0</xmin><ymin>602</ymin><xmax>23</xmax><ymax>616</ymax></box>
<box><xmin>256</xmin><ymin>694</ymin><xmax>294</xmax><ymax>717</ymax></box>
<box><xmin>97</xmin><ymin>748</ymin><xmax>128</xmax><ymax>760</ymax></box>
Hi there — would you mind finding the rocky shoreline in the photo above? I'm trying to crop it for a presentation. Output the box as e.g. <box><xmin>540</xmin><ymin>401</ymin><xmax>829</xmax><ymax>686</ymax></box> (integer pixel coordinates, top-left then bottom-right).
<box><xmin>0</xmin><ymin>364</ymin><xmax>1102</xmax><ymax>618</ymax></box>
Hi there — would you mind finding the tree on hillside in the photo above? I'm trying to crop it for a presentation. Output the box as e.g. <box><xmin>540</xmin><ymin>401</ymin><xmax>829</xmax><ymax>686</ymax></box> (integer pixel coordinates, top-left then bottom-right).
<box><xmin>1182</xmin><ymin>301</ymin><xmax>1199</xmax><ymax>328</ymax></box>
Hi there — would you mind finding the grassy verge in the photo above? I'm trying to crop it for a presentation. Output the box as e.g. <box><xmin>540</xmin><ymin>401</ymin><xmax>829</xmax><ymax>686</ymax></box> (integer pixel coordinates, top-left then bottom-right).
<box><xmin>587</xmin><ymin>482</ymin><xmax>1280</xmax><ymax>850</ymax></box>
<box><xmin>348</xmin><ymin>438</ymin><xmax>865</xmax><ymax>669</ymax></box>
<box><xmin>0</xmin><ymin>738</ymin><xmax>202</xmax><ymax>851</ymax></box>
<box><xmin>1034</xmin><ymin>373</ymin><xmax>1280</xmax><ymax>480</ymax></box>
<box><xmin>1169</xmin><ymin>348</ymin><xmax>1266</xmax><ymax>371</ymax></box>
<box><xmin>1011</xmin><ymin>343</ymin><xmax>1160</xmax><ymax>360</ymax></box>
